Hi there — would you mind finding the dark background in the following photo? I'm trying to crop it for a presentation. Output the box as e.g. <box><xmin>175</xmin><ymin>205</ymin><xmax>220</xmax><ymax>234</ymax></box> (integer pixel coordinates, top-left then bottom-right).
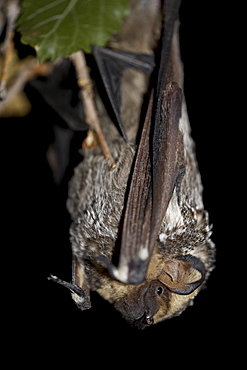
<box><xmin>3</xmin><ymin>1</ymin><xmax>236</xmax><ymax>366</ymax></box>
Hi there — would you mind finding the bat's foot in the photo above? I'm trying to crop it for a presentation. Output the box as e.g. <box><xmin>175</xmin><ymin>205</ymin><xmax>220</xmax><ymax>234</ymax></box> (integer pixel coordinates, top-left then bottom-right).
<box><xmin>48</xmin><ymin>275</ymin><xmax>91</xmax><ymax>311</ymax></box>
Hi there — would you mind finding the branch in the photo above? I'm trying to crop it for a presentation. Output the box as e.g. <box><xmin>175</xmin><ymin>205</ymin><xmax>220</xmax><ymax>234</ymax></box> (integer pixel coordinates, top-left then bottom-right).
<box><xmin>0</xmin><ymin>0</ymin><xmax>20</xmax><ymax>99</ymax></box>
<box><xmin>0</xmin><ymin>59</ymin><xmax>52</xmax><ymax>115</ymax></box>
<box><xmin>70</xmin><ymin>51</ymin><xmax>116</xmax><ymax>169</ymax></box>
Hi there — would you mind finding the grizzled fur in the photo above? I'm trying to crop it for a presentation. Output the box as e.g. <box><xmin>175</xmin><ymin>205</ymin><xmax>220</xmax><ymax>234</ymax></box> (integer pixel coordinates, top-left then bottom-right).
<box><xmin>62</xmin><ymin>0</ymin><xmax>215</xmax><ymax>326</ymax></box>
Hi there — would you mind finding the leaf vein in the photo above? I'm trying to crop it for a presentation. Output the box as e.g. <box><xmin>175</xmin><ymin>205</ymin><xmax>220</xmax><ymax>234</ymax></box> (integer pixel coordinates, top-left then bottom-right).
<box><xmin>31</xmin><ymin>15</ymin><xmax>62</xmax><ymax>30</ymax></box>
<box><xmin>41</xmin><ymin>0</ymin><xmax>78</xmax><ymax>39</ymax></box>
<box><xmin>23</xmin><ymin>0</ymin><xmax>67</xmax><ymax>22</ymax></box>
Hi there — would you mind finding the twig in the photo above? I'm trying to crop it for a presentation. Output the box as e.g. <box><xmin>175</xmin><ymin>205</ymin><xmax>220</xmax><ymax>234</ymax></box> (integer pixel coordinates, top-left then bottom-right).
<box><xmin>0</xmin><ymin>0</ymin><xmax>20</xmax><ymax>99</ymax></box>
<box><xmin>0</xmin><ymin>32</ymin><xmax>14</xmax><ymax>100</ymax></box>
<box><xmin>70</xmin><ymin>51</ymin><xmax>116</xmax><ymax>169</ymax></box>
<box><xmin>0</xmin><ymin>60</ymin><xmax>52</xmax><ymax>115</ymax></box>
<box><xmin>0</xmin><ymin>0</ymin><xmax>52</xmax><ymax>114</ymax></box>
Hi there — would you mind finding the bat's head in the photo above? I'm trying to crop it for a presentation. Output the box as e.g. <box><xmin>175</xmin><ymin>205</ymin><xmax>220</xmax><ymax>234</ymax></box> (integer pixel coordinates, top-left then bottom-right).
<box><xmin>113</xmin><ymin>254</ymin><xmax>206</xmax><ymax>329</ymax></box>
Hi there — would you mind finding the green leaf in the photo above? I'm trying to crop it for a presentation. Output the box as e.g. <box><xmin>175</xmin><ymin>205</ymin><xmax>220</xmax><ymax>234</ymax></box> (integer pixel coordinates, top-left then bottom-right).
<box><xmin>17</xmin><ymin>0</ymin><xmax>129</xmax><ymax>63</ymax></box>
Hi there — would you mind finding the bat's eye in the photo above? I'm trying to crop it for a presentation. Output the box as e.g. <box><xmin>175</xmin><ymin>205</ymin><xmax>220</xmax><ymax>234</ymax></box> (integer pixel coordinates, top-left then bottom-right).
<box><xmin>156</xmin><ymin>286</ymin><xmax>164</xmax><ymax>295</ymax></box>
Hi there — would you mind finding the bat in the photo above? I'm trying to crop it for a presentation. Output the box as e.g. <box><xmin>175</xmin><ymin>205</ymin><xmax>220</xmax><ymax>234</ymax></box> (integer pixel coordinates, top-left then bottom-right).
<box><xmin>49</xmin><ymin>0</ymin><xmax>215</xmax><ymax>328</ymax></box>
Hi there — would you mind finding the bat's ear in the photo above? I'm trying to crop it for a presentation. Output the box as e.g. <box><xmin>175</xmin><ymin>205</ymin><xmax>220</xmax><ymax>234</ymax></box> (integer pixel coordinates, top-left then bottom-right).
<box><xmin>158</xmin><ymin>255</ymin><xmax>206</xmax><ymax>295</ymax></box>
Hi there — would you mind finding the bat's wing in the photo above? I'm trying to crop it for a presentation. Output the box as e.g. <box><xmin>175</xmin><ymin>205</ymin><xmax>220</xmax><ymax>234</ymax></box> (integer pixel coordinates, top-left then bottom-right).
<box><xmin>92</xmin><ymin>46</ymin><xmax>155</xmax><ymax>141</ymax></box>
<box><xmin>107</xmin><ymin>83</ymin><xmax>184</xmax><ymax>284</ymax></box>
<box><xmin>101</xmin><ymin>0</ymin><xmax>183</xmax><ymax>285</ymax></box>
<box><xmin>30</xmin><ymin>58</ymin><xmax>88</xmax><ymax>131</ymax></box>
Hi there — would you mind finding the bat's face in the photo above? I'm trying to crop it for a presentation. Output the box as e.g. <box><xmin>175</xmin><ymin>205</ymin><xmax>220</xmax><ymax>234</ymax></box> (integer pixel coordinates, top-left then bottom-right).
<box><xmin>114</xmin><ymin>281</ymin><xmax>194</xmax><ymax>328</ymax></box>
<box><xmin>115</xmin><ymin>279</ymin><xmax>171</xmax><ymax>328</ymax></box>
<box><xmin>97</xmin><ymin>247</ymin><xmax>207</xmax><ymax>329</ymax></box>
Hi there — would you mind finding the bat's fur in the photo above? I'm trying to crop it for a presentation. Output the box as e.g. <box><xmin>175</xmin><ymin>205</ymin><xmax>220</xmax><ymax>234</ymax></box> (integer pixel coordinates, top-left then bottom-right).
<box><xmin>66</xmin><ymin>0</ymin><xmax>215</xmax><ymax>326</ymax></box>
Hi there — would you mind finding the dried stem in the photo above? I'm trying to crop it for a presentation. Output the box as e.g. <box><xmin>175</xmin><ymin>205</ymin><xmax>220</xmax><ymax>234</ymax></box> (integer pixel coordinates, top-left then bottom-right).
<box><xmin>0</xmin><ymin>0</ymin><xmax>52</xmax><ymax>114</ymax></box>
<box><xmin>0</xmin><ymin>33</ymin><xmax>14</xmax><ymax>100</ymax></box>
<box><xmin>70</xmin><ymin>51</ymin><xmax>116</xmax><ymax>169</ymax></box>
<box><xmin>0</xmin><ymin>0</ymin><xmax>20</xmax><ymax>99</ymax></box>
<box><xmin>0</xmin><ymin>60</ymin><xmax>52</xmax><ymax>115</ymax></box>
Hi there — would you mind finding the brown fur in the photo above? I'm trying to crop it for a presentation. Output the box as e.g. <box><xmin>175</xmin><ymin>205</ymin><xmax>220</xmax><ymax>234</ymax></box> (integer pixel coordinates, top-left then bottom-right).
<box><xmin>65</xmin><ymin>0</ymin><xmax>215</xmax><ymax>327</ymax></box>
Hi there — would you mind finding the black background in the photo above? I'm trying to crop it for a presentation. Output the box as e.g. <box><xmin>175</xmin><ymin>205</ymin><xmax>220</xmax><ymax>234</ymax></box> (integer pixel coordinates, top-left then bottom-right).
<box><xmin>3</xmin><ymin>1</ymin><xmax>237</xmax><ymax>366</ymax></box>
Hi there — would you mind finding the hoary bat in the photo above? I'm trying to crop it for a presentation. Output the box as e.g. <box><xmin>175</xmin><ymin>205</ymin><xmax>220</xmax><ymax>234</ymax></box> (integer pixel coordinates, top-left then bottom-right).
<box><xmin>49</xmin><ymin>0</ymin><xmax>215</xmax><ymax>329</ymax></box>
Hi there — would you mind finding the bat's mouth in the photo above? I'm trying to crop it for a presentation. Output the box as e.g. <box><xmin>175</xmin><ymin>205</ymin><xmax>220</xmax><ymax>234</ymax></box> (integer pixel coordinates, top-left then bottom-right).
<box><xmin>134</xmin><ymin>312</ymin><xmax>154</xmax><ymax>329</ymax></box>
